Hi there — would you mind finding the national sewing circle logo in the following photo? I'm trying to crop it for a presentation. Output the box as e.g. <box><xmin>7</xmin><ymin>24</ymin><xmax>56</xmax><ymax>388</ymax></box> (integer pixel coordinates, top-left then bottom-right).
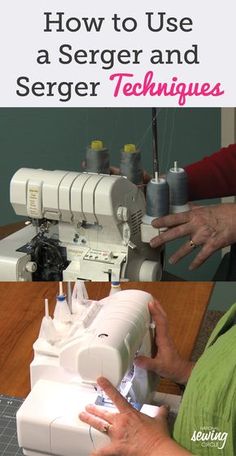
<box><xmin>191</xmin><ymin>426</ymin><xmax>228</xmax><ymax>450</ymax></box>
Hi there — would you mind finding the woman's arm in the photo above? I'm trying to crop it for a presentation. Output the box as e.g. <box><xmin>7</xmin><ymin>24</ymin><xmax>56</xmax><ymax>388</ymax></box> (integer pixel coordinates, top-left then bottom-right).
<box><xmin>185</xmin><ymin>143</ymin><xmax>236</xmax><ymax>200</ymax></box>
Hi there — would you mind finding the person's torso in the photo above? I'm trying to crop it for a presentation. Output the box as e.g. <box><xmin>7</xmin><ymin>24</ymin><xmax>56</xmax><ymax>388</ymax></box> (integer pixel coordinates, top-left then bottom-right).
<box><xmin>173</xmin><ymin>303</ymin><xmax>236</xmax><ymax>455</ymax></box>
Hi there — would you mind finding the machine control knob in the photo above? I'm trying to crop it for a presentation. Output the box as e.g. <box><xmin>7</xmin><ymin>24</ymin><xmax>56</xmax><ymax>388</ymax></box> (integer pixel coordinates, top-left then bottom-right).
<box><xmin>25</xmin><ymin>261</ymin><xmax>37</xmax><ymax>273</ymax></box>
<box><xmin>117</xmin><ymin>206</ymin><xmax>129</xmax><ymax>222</ymax></box>
<box><xmin>139</xmin><ymin>260</ymin><xmax>162</xmax><ymax>281</ymax></box>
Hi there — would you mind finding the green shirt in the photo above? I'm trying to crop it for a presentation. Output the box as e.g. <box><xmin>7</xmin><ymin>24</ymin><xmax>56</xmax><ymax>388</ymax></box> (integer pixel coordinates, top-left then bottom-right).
<box><xmin>173</xmin><ymin>303</ymin><xmax>236</xmax><ymax>455</ymax></box>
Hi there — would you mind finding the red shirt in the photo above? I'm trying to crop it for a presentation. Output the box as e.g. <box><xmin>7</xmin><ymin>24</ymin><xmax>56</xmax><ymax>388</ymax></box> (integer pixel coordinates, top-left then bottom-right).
<box><xmin>185</xmin><ymin>144</ymin><xmax>236</xmax><ymax>200</ymax></box>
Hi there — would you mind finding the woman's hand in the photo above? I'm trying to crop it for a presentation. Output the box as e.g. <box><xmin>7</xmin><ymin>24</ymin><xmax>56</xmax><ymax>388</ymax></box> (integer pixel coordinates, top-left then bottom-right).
<box><xmin>79</xmin><ymin>377</ymin><xmax>170</xmax><ymax>456</ymax></box>
<box><xmin>135</xmin><ymin>300</ymin><xmax>193</xmax><ymax>384</ymax></box>
<box><xmin>109</xmin><ymin>166</ymin><xmax>151</xmax><ymax>185</ymax></box>
<box><xmin>150</xmin><ymin>203</ymin><xmax>236</xmax><ymax>270</ymax></box>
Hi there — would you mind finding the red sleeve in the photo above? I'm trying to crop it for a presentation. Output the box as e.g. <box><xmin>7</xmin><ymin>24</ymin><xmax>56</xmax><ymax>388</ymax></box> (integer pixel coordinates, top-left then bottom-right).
<box><xmin>184</xmin><ymin>144</ymin><xmax>236</xmax><ymax>201</ymax></box>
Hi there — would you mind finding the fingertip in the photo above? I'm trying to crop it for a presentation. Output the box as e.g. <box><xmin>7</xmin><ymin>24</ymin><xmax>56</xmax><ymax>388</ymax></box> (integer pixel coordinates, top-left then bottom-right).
<box><xmin>148</xmin><ymin>302</ymin><xmax>157</xmax><ymax>318</ymax></box>
<box><xmin>97</xmin><ymin>377</ymin><xmax>114</xmax><ymax>392</ymax></box>
<box><xmin>151</xmin><ymin>218</ymin><xmax>159</xmax><ymax>227</ymax></box>
<box><xmin>169</xmin><ymin>256</ymin><xmax>179</xmax><ymax>265</ymax></box>
<box><xmin>148</xmin><ymin>299</ymin><xmax>165</xmax><ymax>316</ymax></box>
<box><xmin>133</xmin><ymin>359</ymin><xmax>141</xmax><ymax>368</ymax></box>
<box><xmin>148</xmin><ymin>301</ymin><xmax>158</xmax><ymax>317</ymax></box>
<box><xmin>85</xmin><ymin>404</ymin><xmax>95</xmax><ymax>412</ymax></box>
<box><xmin>149</xmin><ymin>298</ymin><xmax>159</xmax><ymax>308</ymax></box>
<box><xmin>134</xmin><ymin>356</ymin><xmax>144</xmax><ymax>367</ymax></box>
<box><xmin>97</xmin><ymin>376</ymin><xmax>107</xmax><ymax>385</ymax></box>
<box><xmin>158</xmin><ymin>404</ymin><xmax>170</xmax><ymax>418</ymax></box>
<box><xmin>150</xmin><ymin>238</ymin><xmax>160</xmax><ymax>248</ymax></box>
<box><xmin>79</xmin><ymin>411</ymin><xmax>86</xmax><ymax>420</ymax></box>
<box><xmin>151</xmin><ymin>298</ymin><xmax>160</xmax><ymax>304</ymax></box>
<box><xmin>134</xmin><ymin>356</ymin><xmax>155</xmax><ymax>371</ymax></box>
<box><xmin>148</xmin><ymin>300</ymin><xmax>155</xmax><ymax>311</ymax></box>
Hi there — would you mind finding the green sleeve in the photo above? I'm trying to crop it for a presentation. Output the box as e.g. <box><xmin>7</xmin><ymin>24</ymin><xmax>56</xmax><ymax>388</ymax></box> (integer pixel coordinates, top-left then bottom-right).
<box><xmin>173</xmin><ymin>307</ymin><xmax>236</xmax><ymax>455</ymax></box>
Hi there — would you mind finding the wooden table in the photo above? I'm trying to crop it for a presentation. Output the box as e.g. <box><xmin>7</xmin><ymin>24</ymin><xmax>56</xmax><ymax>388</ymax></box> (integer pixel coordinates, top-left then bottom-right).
<box><xmin>0</xmin><ymin>221</ymin><xmax>26</xmax><ymax>240</ymax></box>
<box><xmin>0</xmin><ymin>281</ymin><xmax>213</xmax><ymax>398</ymax></box>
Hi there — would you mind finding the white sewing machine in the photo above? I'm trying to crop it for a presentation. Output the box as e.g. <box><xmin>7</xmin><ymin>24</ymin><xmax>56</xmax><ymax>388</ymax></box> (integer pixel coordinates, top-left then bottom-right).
<box><xmin>16</xmin><ymin>284</ymin><xmax>161</xmax><ymax>456</ymax></box>
<box><xmin>0</xmin><ymin>169</ymin><xmax>163</xmax><ymax>282</ymax></box>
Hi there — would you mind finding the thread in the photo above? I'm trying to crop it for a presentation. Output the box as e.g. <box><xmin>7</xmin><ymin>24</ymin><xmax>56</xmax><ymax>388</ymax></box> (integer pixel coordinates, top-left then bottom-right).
<box><xmin>120</xmin><ymin>144</ymin><xmax>143</xmax><ymax>185</ymax></box>
<box><xmin>109</xmin><ymin>282</ymin><xmax>121</xmax><ymax>295</ymax></box>
<box><xmin>152</xmin><ymin>108</ymin><xmax>159</xmax><ymax>176</ymax></box>
<box><xmin>59</xmin><ymin>281</ymin><xmax>63</xmax><ymax>296</ymax></box>
<box><xmin>67</xmin><ymin>282</ymin><xmax>72</xmax><ymax>313</ymax></box>
<box><xmin>146</xmin><ymin>177</ymin><xmax>169</xmax><ymax>218</ymax></box>
<box><xmin>85</xmin><ymin>140</ymin><xmax>110</xmax><ymax>174</ymax></box>
<box><xmin>166</xmin><ymin>161</ymin><xmax>188</xmax><ymax>207</ymax></box>
<box><xmin>44</xmin><ymin>298</ymin><xmax>49</xmax><ymax>318</ymax></box>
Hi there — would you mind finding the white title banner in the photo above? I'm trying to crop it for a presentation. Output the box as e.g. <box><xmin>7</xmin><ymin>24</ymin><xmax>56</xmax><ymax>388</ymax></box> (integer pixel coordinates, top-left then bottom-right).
<box><xmin>1</xmin><ymin>0</ymin><xmax>235</xmax><ymax>107</ymax></box>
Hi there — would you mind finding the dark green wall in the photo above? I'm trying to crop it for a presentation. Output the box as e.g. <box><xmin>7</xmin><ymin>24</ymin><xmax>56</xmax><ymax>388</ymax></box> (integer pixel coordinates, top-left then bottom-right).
<box><xmin>209</xmin><ymin>283</ymin><xmax>236</xmax><ymax>311</ymax></box>
<box><xmin>0</xmin><ymin>107</ymin><xmax>221</xmax><ymax>280</ymax></box>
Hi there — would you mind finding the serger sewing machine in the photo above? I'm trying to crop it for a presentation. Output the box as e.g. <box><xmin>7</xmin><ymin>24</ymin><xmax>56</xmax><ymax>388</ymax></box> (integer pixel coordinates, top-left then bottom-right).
<box><xmin>0</xmin><ymin>111</ymin><xmax>189</xmax><ymax>282</ymax></box>
<box><xmin>0</xmin><ymin>168</ymin><xmax>163</xmax><ymax>282</ymax></box>
<box><xmin>16</xmin><ymin>283</ymin><xmax>160</xmax><ymax>456</ymax></box>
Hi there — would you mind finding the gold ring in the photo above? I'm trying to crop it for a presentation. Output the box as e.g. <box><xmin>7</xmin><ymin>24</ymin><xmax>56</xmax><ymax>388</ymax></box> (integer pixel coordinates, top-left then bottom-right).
<box><xmin>190</xmin><ymin>240</ymin><xmax>196</xmax><ymax>248</ymax></box>
<box><xmin>102</xmin><ymin>423</ymin><xmax>112</xmax><ymax>434</ymax></box>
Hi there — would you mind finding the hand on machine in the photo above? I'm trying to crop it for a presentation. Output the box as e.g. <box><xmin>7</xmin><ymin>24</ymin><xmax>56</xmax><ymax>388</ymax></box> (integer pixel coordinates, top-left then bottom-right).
<box><xmin>16</xmin><ymin>282</ymin><xmax>159</xmax><ymax>456</ymax></box>
<box><xmin>78</xmin><ymin>298</ymin><xmax>193</xmax><ymax>456</ymax></box>
<box><xmin>16</xmin><ymin>282</ymin><xmax>186</xmax><ymax>456</ymax></box>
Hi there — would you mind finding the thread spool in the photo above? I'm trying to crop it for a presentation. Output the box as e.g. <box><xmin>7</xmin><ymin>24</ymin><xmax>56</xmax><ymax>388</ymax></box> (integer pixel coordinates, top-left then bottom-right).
<box><xmin>146</xmin><ymin>175</ymin><xmax>169</xmax><ymax>219</ymax></box>
<box><xmin>85</xmin><ymin>140</ymin><xmax>110</xmax><ymax>174</ymax></box>
<box><xmin>166</xmin><ymin>161</ymin><xmax>189</xmax><ymax>213</ymax></box>
<box><xmin>120</xmin><ymin>143</ymin><xmax>143</xmax><ymax>185</ymax></box>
